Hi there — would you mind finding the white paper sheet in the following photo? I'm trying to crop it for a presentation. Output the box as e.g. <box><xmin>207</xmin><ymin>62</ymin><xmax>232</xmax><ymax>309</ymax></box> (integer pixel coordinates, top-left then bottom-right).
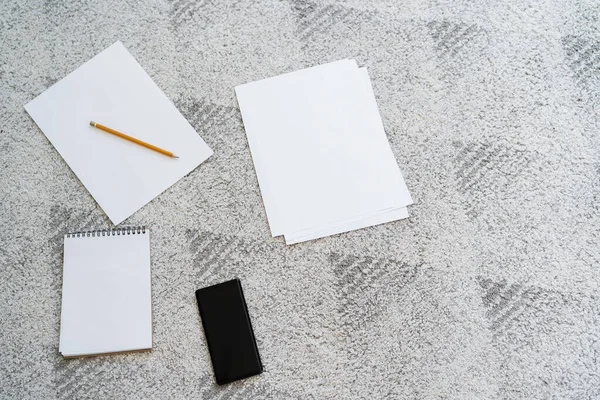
<box><xmin>237</xmin><ymin>60</ymin><xmax>357</xmax><ymax>236</ymax></box>
<box><xmin>59</xmin><ymin>230</ymin><xmax>152</xmax><ymax>357</ymax></box>
<box><xmin>283</xmin><ymin>67</ymin><xmax>411</xmax><ymax>244</ymax></box>
<box><xmin>25</xmin><ymin>42</ymin><xmax>213</xmax><ymax>225</ymax></box>
<box><xmin>236</xmin><ymin>60</ymin><xmax>412</xmax><ymax>243</ymax></box>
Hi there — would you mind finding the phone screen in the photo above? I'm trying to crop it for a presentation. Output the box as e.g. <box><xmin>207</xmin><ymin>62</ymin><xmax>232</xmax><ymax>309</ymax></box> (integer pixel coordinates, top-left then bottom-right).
<box><xmin>195</xmin><ymin>279</ymin><xmax>263</xmax><ymax>385</ymax></box>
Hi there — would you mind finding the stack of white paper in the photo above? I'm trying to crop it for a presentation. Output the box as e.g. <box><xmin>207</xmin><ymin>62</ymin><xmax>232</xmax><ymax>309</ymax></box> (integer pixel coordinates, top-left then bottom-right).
<box><xmin>235</xmin><ymin>60</ymin><xmax>413</xmax><ymax>244</ymax></box>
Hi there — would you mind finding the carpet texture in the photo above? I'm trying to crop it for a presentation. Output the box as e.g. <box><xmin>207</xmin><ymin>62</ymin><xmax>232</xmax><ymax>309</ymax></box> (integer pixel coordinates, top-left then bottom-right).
<box><xmin>1</xmin><ymin>0</ymin><xmax>600</xmax><ymax>398</ymax></box>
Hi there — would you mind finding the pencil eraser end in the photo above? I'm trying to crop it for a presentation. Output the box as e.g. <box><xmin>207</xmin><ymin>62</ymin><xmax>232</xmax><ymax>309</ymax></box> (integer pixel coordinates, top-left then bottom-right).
<box><xmin>89</xmin><ymin>121</ymin><xmax>96</xmax><ymax>127</ymax></box>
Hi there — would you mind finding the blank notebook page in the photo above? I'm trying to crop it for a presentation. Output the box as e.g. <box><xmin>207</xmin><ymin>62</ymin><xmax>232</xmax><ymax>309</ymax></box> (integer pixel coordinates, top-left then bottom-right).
<box><xmin>59</xmin><ymin>229</ymin><xmax>152</xmax><ymax>357</ymax></box>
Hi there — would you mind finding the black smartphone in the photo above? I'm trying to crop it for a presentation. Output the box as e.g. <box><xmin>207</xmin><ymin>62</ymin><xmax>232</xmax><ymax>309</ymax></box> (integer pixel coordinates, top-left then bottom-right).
<box><xmin>195</xmin><ymin>279</ymin><xmax>263</xmax><ymax>385</ymax></box>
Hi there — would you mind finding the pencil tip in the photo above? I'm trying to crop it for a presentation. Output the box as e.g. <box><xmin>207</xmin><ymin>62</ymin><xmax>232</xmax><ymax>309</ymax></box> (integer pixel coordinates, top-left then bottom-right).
<box><xmin>89</xmin><ymin>121</ymin><xmax>96</xmax><ymax>127</ymax></box>
<box><xmin>173</xmin><ymin>155</ymin><xmax>179</xmax><ymax>158</ymax></box>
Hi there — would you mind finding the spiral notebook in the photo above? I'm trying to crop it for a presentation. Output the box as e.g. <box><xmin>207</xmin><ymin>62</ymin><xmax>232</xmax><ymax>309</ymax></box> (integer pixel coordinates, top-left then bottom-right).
<box><xmin>59</xmin><ymin>227</ymin><xmax>152</xmax><ymax>358</ymax></box>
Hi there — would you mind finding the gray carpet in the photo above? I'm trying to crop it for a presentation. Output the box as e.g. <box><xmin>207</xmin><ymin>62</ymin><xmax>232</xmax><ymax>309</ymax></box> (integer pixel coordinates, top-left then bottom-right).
<box><xmin>1</xmin><ymin>0</ymin><xmax>599</xmax><ymax>398</ymax></box>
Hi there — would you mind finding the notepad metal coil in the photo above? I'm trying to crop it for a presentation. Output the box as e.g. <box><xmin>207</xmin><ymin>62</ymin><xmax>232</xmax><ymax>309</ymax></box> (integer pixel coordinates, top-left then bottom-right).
<box><xmin>65</xmin><ymin>227</ymin><xmax>146</xmax><ymax>238</ymax></box>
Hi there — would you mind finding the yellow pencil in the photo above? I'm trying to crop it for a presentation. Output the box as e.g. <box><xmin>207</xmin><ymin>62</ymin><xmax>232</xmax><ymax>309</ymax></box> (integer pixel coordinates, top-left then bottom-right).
<box><xmin>89</xmin><ymin>121</ymin><xmax>178</xmax><ymax>158</ymax></box>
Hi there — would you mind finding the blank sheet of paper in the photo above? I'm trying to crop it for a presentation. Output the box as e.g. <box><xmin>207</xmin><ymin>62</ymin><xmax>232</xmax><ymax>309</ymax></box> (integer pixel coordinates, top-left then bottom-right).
<box><xmin>235</xmin><ymin>60</ymin><xmax>412</xmax><ymax>243</ymax></box>
<box><xmin>237</xmin><ymin>60</ymin><xmax>358</xmax><ymax>236</ymax></box>
<box><xmin>59</xmin><ymin>230</ymin><xmax>152</xmax><ymax>357</ymax></box>
<box><xmin>283</xmin><ymin>67</ymin><xmax>411</xmax><ymax>244</ymax></box>
<box><xmin>25</xmin><ymin>42</ymin><xmax>213</xmax><ymax>225</ymax></box>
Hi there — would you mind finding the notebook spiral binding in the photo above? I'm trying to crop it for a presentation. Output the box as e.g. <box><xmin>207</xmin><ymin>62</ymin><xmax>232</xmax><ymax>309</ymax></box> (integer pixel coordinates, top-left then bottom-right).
<box><xmin>65</xmin><ymin>226</ymin><xmax>147</xmax><ymax>238</ymax></box>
